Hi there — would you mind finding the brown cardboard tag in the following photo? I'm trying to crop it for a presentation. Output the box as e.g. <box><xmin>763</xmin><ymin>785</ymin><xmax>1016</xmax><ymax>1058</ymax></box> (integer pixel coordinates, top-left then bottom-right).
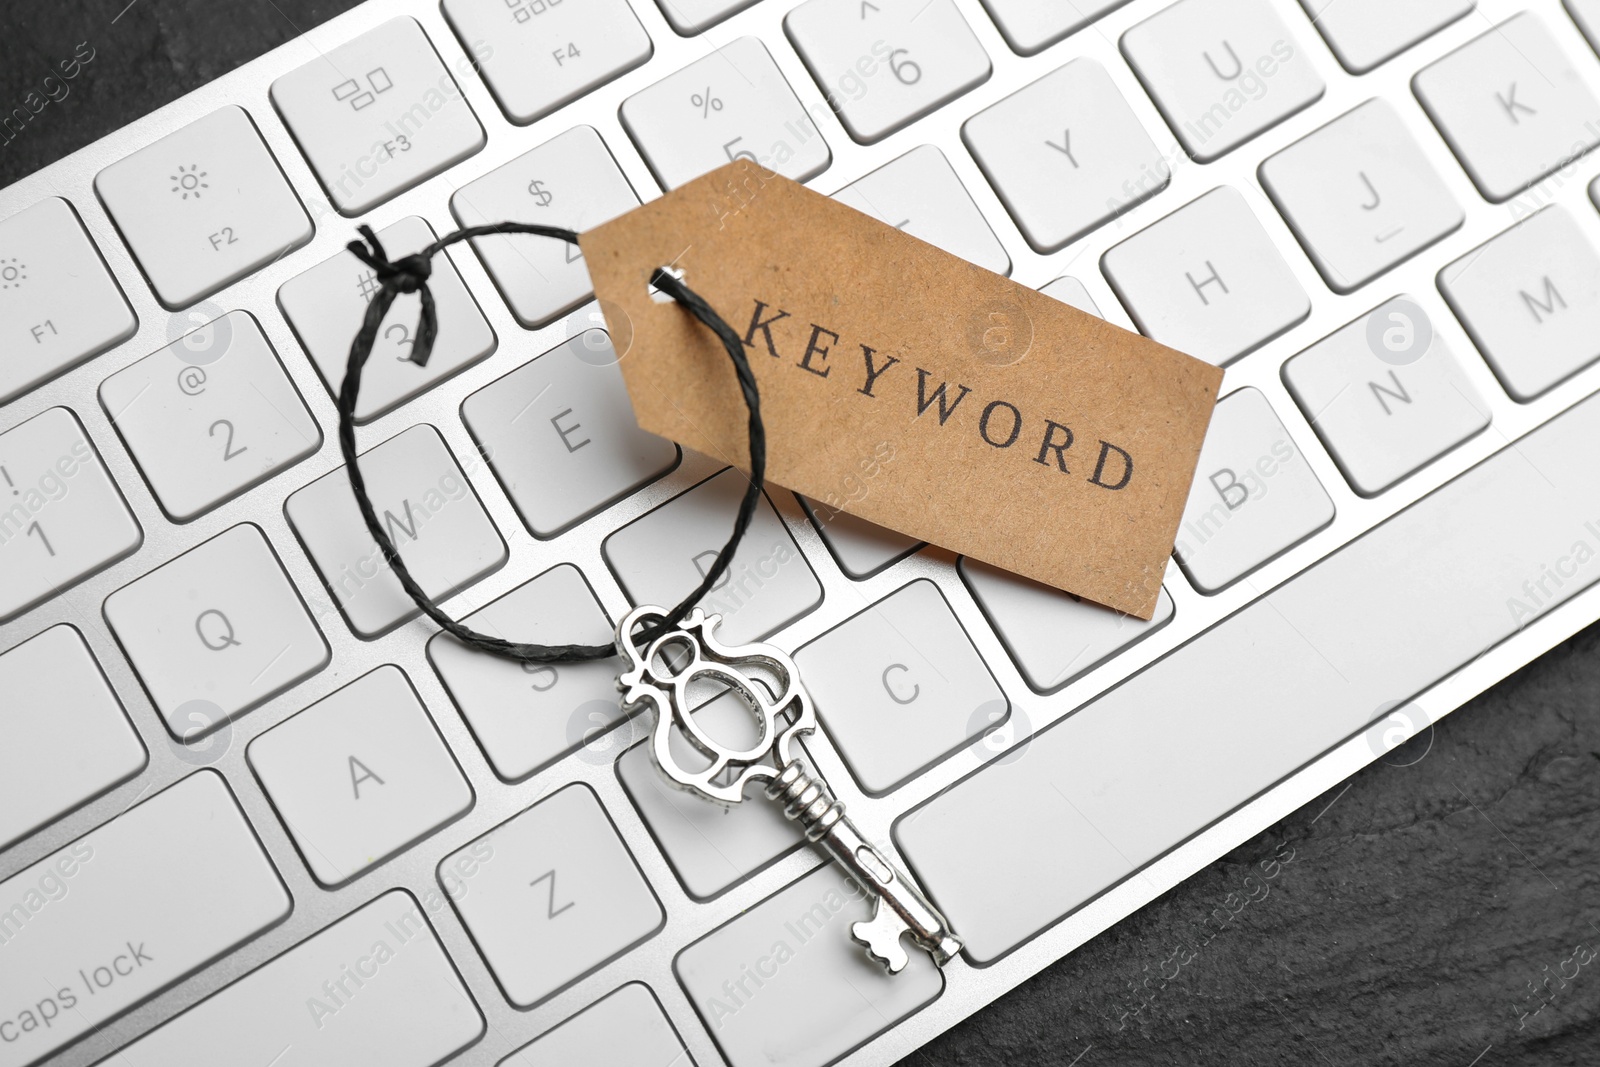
<box><xmin>580</xmin><ymin>161</ymin><xmax>1223</xmax><ymax>619</ymax></box>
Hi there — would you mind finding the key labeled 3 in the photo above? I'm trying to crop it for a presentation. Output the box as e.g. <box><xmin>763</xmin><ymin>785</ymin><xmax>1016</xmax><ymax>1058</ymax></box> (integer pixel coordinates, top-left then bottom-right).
<box><xmin>100</xmin><ymin>310</ymin><xmax>321</xmax><ymax>521</ymax></box>
<box><xmin>279</xmin><ymin>215</ymin><xmax>496</xmax><ymax>422</ymax></box>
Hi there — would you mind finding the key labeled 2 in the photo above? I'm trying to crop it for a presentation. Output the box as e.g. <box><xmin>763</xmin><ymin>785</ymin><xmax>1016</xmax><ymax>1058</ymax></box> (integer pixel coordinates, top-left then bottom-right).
<box><xmin>100</xmin><ymin>310</ymin><xmax>321</xmax><ymax>521</ymax></box>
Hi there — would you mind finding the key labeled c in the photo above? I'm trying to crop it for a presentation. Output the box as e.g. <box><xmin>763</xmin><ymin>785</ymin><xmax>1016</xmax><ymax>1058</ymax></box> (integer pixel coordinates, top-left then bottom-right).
<box><xmin>882</xmin><ymin>663</ymin><xmax>919</xmax><ymax>705</ymax></box>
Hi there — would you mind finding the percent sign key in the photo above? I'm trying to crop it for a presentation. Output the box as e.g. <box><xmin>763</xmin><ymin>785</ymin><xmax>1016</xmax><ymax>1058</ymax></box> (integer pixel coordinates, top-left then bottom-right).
<box><xmin>691</xmin><ymin>87</ymin><xmax>723</xmax><ymax>117</ymax></box>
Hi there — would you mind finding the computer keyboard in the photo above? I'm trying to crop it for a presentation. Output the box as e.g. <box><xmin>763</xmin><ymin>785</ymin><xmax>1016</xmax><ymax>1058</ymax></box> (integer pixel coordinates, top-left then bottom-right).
<box><xmin>8</xmin><ymin>0</ymin><xmax>1600</xmax><ymax>1065</ymax></box>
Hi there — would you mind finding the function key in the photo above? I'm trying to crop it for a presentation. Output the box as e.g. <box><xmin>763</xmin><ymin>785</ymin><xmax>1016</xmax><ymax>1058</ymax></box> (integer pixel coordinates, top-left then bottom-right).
<box><xmin>270</xmin><ymin>17</ymin><xmax>486</xmax><ymax>215</ymax></box>
<box><xmin>0</xmin><ymin>198</ymin><xmax>136</xmax><ymax>403</ymax></box>
<box><xmin>442</xmin><ymin>0</ymin><xmax>652</xmax><ymax>124</ymax></box>
<box><xmin>94</xmin><ymin>105</ymin><xmax>312</xmax><ymax>309</ymax></box>
<box><xmin>620</xmin><ymin>36</ymin><xmax>831</xmax><ymax>189</ymax></box>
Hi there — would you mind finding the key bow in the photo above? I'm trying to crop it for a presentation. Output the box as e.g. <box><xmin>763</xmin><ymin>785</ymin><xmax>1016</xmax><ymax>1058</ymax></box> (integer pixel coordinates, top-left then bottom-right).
<box><xmin>616</xmin><ymin>605</ymin><xmax>814</xmax><ymax>804</ymax></box>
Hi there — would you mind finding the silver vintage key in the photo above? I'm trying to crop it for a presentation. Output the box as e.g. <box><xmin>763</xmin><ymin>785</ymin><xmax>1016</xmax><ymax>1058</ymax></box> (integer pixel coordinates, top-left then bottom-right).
<box><xmin>616</xmin><ymin>604</ymin><xmax>962</xmax><ymax>972</ymax></box>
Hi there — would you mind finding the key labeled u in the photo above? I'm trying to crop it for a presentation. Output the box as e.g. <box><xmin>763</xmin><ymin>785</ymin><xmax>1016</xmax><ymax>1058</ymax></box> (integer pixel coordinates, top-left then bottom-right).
<box><xmin>1203</xmin><ymin>41</ymin><xmax>1243</xmax><ymax>80</ymax></box>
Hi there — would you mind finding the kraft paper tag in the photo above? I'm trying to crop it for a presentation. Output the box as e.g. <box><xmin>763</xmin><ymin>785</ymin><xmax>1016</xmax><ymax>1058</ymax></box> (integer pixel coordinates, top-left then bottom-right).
<box><xmin>580</xmin><ymin>161</ymin><xmax>1223</xmax><ymax>619</ymax></box>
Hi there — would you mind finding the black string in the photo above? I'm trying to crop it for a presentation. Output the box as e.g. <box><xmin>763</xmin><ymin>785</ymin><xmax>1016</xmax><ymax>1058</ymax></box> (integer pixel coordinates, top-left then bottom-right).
<box><xmin>337</xmin><ymin>222</ymin><xmax>765</xmax><ymax>662</ymax></box>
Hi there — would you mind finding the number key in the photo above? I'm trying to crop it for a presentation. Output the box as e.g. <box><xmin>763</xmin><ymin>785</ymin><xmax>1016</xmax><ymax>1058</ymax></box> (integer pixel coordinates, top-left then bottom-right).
<box><xmin>278</xmin><ymin>215</ymin><xmax>496</xmax><ymax>423</ymax></box>
<box><xmin>620</xmin><ymin>37</ymin><xmax>831</xmax><ymax>189</ymax></box>
<box><xmin>99</xmin><ymin>311</ymin><xmax>321</xmax><ymax>521</ymax></box>
<box><xmin>0</xmin><ymin>408</ymin><xmax>141</xmax><ymax>621</ymax></box>
<box><xmin>786</xmin><ymin>0</ymin><xmax>991</xmax><ymax>144</ymax></box>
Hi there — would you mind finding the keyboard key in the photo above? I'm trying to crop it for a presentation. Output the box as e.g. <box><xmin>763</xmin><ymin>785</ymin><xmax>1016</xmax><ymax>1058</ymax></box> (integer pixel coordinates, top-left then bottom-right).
<box><xmin>620</xmin><ymin>37</ymin><xmax>831</xmax><ymax>190</ymax></box>
<box><xmin>1413</xmin><ymin>13</ymin><xmax>1600</xmax><ymax>203</ymax></box>
<box><xmin>99</xmin><ymin>310</ymin><xmax>321</xmax><ymax>521</ymax></box>
<box><xmin>652</xmin><ymin>0</ymin><xmax>757</xmax><ymax>35</ymax></box>
<box><xmin>0</xmin><ymin>407</ymin><xmax>141</xmax><ymax>622</ymax></box>
<box><xmin>462</xmin><ymin>332</ymin><xmax>677</xmax><ymax>537</ymax></box>
<box><xmin>1173</xmin><ymin>388</ymin><xmax>1334</xmax><ymax>593</ymax></box>
<box><xmin>1439</xmin><ymin>204</ymin><xmax>1600</xmax><ymax>401</ymax></box>
<box><xmin>0</xmin><ymin>198</ymin><xmax>136</xmax><ymax>404</ymax></box>
<box><xmin>896</xmin><ymin>382</ymin><xmax>1600</xmax><ymax>962</ymax></box>
<box><xmin>618</xmin><ymin>690</ymin><xmax>806</xmax><ymax>898</ymax></box>
<box><xmin>1259</xmin><ymin>99</ymin><xmax>1463</xmax><ymax>294</ymax></box>
<box><xmin>978</xmin><ymin>0</ymin><xmax>1130</xmax><ymax>55</ymax></box>
<box><xmin>1283</xmin><ymin>296</ymin><xmax>1490</xmax><ymax>495</ymax></box>
<box><xmin>249</xmin><ymin>666</ymin><xmax>473</xmax><ymax>887</ymax></box>
<box><xmin>442</xmin><ymin>0</ymin><xmax>651</xmax><ymax>124</ymax></box>
<box><xmin>285</xmin><ymin>424</ymin><xmax>507</xmax><ymax>639</ymax></box>
<box><xmin>800</xmin><ymin>495</ymin><xmax>922</xmax><ymax>579</ymax></box>
<box><xmin>1039</xmin><ymin>276</ymin><xmax>1105</xmax><ymax>318</ymax></box>
<box><xmin>445</xmin><ymin>783</ymin><xmax>663</xmax><ymax>1007</ymax></box>
<box><xmin>0</xmin><ymin>625</ymin><xmax>144</xmax><ymax>850</ymax></box>
<box><xmin>94</xmin><ymin>105</ymin><xmax>312</xmax><ymax>309</ymax></box>
<box><xmin>603</xmin><ymin>468</ymin><xmax>823</xmax><ymax>645</ymax></box>
<box><xmin>1297</xmin><ymin>0</ymin><xmax>1473</xmax><ymax>73</ymax></box>
<box><xmin>786</xmin><ymin>0</ymin><xmax>991</xmax><ymax>144</ymax></box>
<box><xmin>960</xmin><ymin>558</ymin><xmax>1175</xmax><ymax>692</ymax></box>
<box><xmin>832</xmin><ymin>145</ymin><xmax>1010</xmax><ymax>274</ymax></box>
<box><xmin>794</xmin><ymin>580</ymin><xmax>1007</xmax><ymax>794</ymax></box>
<box><xmin>964</xmin><ymin>58</ymin><xmax>1170</xmax><ymax>253</ymax></box>
<box><xmin>428</xmin><ymin>564</ymin><xmax>621</xmax><ymax>782</ymax></box>
<box><xmin>111</xmin><ymin>890</ymin><xmax>483</xmax><ymax>1067</ymax></box>
<box><xmin>270</xmin><ymin>17</ymin><xmax>486</xmax><ymax>215</ymax></box>
<box><xmin>500</xmin><ymin>983</ymin><xmax>687</xmax><ymax>1067</ymax></box>
<box><xmin>1101</xmin><ymin>186</ymin><xmax>1311</xmax><ymax>366</ymax></box>
<box><xmin>450</xmin><ymin>126</ymin><xmax>640</xmax><ymax>329</ymax></box>
<box><xmin>279</xmin><ymin>215</ymin><xmax>497</xmax><ymax>423</ymax></box>
<box><xmin>1121</xmin><ymin>0</ymin><xmax>1324</xmax><ymax>163</ymax></box>
<box><xmin>675</xmin><ymin>865</ymin><xmax>941</xmax><ymax>1067</ymax></box>
<box><xmin>104</xmin><ymin>523</ymin><xmax>329</xmax><ymax>736</ymax></box>
<box><xmin>0</xmin><ymin>771</ymin><xmax>289</xmax><ymax>1067</ymax></box>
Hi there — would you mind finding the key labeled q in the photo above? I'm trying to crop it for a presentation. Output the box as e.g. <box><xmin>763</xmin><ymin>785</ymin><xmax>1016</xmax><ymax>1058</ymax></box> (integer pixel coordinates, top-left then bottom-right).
<box><xmin>194</xmin><ymin>608</ymin><xmax>241</xmax><ymax>651</ymax></box>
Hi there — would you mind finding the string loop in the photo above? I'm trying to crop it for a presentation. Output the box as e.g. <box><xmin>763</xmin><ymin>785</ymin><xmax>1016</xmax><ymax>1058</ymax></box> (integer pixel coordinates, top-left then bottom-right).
<box><xmin>336</xmin><ymin>223</ymin><xmax>764</xmax><ymax>664</ymax></box>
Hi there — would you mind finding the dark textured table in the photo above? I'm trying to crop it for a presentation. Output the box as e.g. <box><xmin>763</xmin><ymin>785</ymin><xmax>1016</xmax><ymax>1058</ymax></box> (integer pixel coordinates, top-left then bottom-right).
<box><xmin>5</xmin><ymin>3</ymin><xmax>1599</xmax><ymax>1063</ymax></box>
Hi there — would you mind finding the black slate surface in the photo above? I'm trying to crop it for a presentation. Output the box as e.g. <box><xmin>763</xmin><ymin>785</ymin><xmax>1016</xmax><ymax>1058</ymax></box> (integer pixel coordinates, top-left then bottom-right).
<box><xmin>4</xmin><ymin>3</ymin><xmax>1600</xmax><ymax>1063</ymax></box>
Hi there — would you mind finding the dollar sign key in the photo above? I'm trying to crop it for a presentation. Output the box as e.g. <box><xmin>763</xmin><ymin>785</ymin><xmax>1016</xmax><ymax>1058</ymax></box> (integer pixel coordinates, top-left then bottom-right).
<box><xmin>527</xmin><ymin>179</ymin><xmax>554</xmax><ymax>207</ymax></box>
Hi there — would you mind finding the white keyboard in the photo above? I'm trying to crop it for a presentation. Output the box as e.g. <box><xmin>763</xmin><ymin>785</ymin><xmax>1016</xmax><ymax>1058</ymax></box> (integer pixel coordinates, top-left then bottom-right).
<box><xmin>8</xmin><ymin>1</ymin><xmax>1600</xmax><ymax>1066</ymax></box>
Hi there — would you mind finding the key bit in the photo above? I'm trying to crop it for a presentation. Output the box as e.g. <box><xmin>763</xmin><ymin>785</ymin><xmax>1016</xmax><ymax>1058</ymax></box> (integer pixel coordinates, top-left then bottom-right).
<box><xmin>852</xmin><ymin>895</ymin><xmax>913</xmax><ymax>974</ymax></box>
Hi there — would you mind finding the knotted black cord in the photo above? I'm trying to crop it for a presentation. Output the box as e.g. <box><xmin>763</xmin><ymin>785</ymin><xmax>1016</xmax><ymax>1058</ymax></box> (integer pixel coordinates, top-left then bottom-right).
<box><xmin>338</xmin><ymin>222</ymin><xmax>766</xmax><ymax>662</ymax></box>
